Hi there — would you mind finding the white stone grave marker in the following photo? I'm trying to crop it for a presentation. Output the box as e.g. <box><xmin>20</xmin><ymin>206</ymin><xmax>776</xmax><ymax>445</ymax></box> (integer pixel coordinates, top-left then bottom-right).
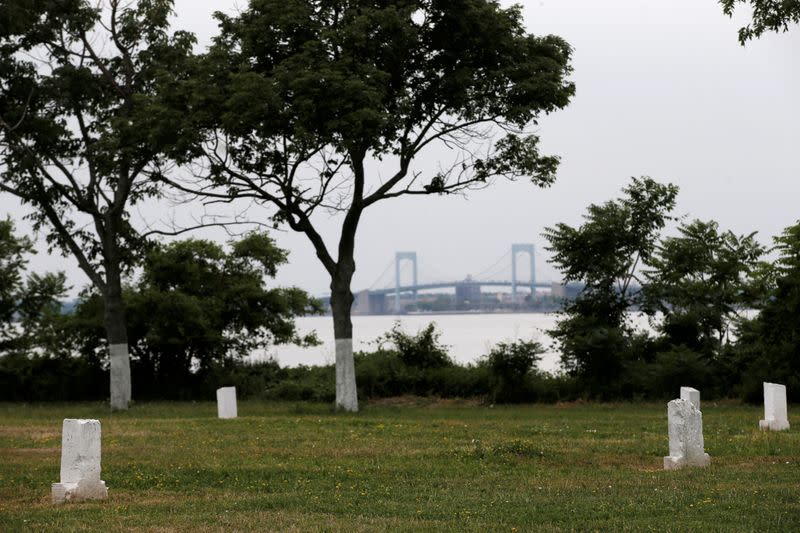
<box><xmin>664</xmin><ymin>399</ymin><xmax>710</xmax><ymax>470</ymax></box>
<box><xmin>217</xmin><ymin>386</ymin><xmax>238</xmax><ymax>419</ymax></box>
<box><xmin>52</xmin><ymin>419</ymin><xmax>108</xmax><ymax>504</ymax></box>
<box><xmin>759</xmin><ymin>382</ymin><xmax>790</xmax><ymax>431</ymax></box>
<box><xmin>680</xmin><ymin>387</ymin><xmax>700</xmax><ymax>410</ymax></box>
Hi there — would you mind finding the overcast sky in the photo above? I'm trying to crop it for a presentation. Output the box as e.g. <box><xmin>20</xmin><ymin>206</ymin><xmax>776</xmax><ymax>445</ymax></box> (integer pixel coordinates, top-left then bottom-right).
<box><xmin>2</xmin><ymin>0</ymin><xmax>798</xmax><ymax>297</ymax></box>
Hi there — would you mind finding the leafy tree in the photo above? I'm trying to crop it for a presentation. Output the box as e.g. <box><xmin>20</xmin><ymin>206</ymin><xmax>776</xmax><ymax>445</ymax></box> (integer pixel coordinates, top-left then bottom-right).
<box><xmin>720</xmin><ymin>0</ymin><xmax>800</xmax><ymax>43</ymax></box>
<box><xmin>168</xmin><ymin>0</ymin><xmax>575</xmax><ymax>410</ymax></box>
<box><xmin>642</xmin><ymin>219</ymin><xmax>764</xmax><ymax>363</ymax></box>
<box><xmin>0</xmin><ymin>1</ymin><xmax>195</xmax><ymax>408</ymax></box>
<box><xmin>734</xmin><ymin>221</ymin><xmax>800</xmax><ymax>400</ymax></box>
<box><xmin>64</xmin><ymin>233</ymin><xmax>321</xmax><ymax>395</ymax></box>
<box><xmin>543</xmin><ymin>177</ymin><xmax>678</xmax><ymax>395</ymax></box>
<box><xmin>0</xmin><ymin>218</ymin><xmax>67</xmax><ymax>356</ymax></box>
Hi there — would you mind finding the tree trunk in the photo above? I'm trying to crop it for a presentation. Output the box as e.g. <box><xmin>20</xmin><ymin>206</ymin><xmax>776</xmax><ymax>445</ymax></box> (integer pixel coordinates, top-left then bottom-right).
<box><xmin>330</xmin><ymin>267</ymin><xmax>358</xmax><ymax>412</ymax></box>
<box><xmin>104</xmin><ymin>251</ymin><xmax>131</xmax><ymax>411</ymax></box>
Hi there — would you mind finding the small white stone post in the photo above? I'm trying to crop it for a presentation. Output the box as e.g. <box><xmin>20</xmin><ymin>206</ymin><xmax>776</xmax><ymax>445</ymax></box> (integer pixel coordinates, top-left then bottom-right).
<box><xmin>664</xmin><ymin>399</ymin><xmax>710</xmax><ymax>470</ymax></box>
<box><xmin>759</xmin><ymin>382</ymin><xmax>790</xmax><ymax>431</ymax></box>
<box><xmin>52</xmin><ymin>419</ymin><xmax>108</xmax><ymax>504</ymax></box>
<box><xmin>680</xmin><ymin>387</ymin><xmax>701</xmax><ymax>410</ymax></box>
<box><xmin>216</xmin><ymin>386</ymin><xmax>238</xmax><ymax>419</ymax></box>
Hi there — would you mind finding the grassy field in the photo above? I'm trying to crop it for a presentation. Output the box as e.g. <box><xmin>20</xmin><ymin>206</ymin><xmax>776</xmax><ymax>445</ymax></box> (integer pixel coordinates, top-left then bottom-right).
<box><xmin>0</xmin><ymin>400</ymin><xmax>798</xmax><ymax>532</ymax></box>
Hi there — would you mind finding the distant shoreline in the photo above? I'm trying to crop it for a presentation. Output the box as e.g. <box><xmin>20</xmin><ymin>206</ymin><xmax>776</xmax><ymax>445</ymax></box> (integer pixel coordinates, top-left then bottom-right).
<box><xmin>313</xmin><ymin>309</ymin><xmax>562</xmax><ymax>318</ymax></box>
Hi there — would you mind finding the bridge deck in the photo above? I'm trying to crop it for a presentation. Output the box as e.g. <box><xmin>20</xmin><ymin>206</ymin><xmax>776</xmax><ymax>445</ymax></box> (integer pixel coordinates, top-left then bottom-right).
<box><xmin>367</xmin><ymin>281</ymin><xmax>554</xmax><ymax>295</ymax></box>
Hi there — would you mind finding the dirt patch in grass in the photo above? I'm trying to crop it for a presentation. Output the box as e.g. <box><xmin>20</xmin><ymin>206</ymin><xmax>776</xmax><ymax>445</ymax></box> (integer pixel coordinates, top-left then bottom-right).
<box><xmin>554</xmin><ymin>399</ymin><xmax>589</xmax><ymax>408</ymax></box>
<box><xmin>0</xmin><ymin>447</ymin><xmax>59</xmax><ymax>456</ymax></box>
<box><xmin>0</xmin><ymin>427</ymin><xmax>60</xmax><ymax>439</ymax></box>
<box><xmin>367</xmin><ymin>395</ymin><xmax>482</xmax><ymax>408</ymax></box>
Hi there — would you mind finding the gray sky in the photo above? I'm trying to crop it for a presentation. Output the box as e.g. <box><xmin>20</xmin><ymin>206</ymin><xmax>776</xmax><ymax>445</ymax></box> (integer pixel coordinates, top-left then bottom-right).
<box><xmin>2</xmin><ymin>0</ymin><xmax>798</xmax><ymax>297</ymax></box>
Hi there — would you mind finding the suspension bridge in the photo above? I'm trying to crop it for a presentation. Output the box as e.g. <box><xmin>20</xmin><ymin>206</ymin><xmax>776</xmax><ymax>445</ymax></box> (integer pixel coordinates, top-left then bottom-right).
<box><xmin>349</xmin><ymin>244</ymin><xmax>578</xmax><ymax>315</ymax></box>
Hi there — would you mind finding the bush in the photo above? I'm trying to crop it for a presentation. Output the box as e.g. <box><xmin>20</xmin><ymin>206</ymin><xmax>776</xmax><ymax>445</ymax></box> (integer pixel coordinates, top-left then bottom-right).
<box><xmin>0</xmin><ymin>352</ymin><xmax>106</xmax><ymax>402</ymax></box>
<box><xmin>200</xmin><ymin>359</ymin><xmax>335</xmax><ymax>402</ymax></box>
<box><xmin>379</xmin><ymin>322</ymin><xmax>452</xmax><ymax>369</ymax></box>
<box><xmin>0</xmin><ymin>334</ymin><xmax>570</xmax><ymax>404</ymax></box>
<box><xmin>354</xmin><ymin>349</ymin><xmax>489</xmax><ymax>399</ymax></box>
<box><xmin>647</xmin><ymin>346</ymin><xmax>712</xmax><ymax>399</ymax></box>
<box><xmin>483</xmin><ymin>339</ymin><xmax>544</xmax><ymax>403</ymax></box>
<box><xmin>551</xmin><ymin>310</ymin><xmax>631</xmax><ymax>399</ymax></box>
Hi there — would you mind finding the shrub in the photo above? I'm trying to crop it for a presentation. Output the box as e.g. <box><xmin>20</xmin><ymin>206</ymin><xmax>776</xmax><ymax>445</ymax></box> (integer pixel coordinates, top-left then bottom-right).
<box><xmin>379</xmin><ymin>322</ymin><xmax>452</xmax><ymax>369</ymax></box>
<box><xmin>483</xmin><ymin>339</ymin><xmax>544</xmax><ymax>403</ymax></box>
<box><xmin>354</xmin><ymin>349</ymin><xmax>489</xmax><ymax>399</ymax></box>
<box><xmin>647</xmin><ymin>346</ymin><xmax>712</xmax><ymax>399</ymax></box>
<box><xmin>0</xmin><ymin>352</ymin><xmax>106</xmax><ymax>402</ymax></box>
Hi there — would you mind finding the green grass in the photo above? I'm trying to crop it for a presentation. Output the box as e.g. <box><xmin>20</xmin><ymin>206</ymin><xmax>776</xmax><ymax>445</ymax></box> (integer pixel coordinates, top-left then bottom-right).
<box><xmin>1</xmin><ymin>400</ymin><xmax>798</xmax><ymax>532</ymax></box>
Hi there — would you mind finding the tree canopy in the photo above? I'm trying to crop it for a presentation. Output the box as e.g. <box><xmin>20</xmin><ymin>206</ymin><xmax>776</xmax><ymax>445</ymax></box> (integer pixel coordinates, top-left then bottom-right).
<box><xmin>167</xmin><ymin>0</ymin><xmax>576</xmax><ymax>411</ymax></box>
<box><xmin>720</xmin><ymin>0</ymin><xmax>800</xmax><ymax>43</ymax></box>
<box><xmin>543</xmin><ymin>177</ymin><xmax>678</xmax><ymax>394</ymax></box>
<box><xmin>735</xmin><ymin>220</ymin><xmax>800</xmax><ymax>400</ymax></box>
<box><xmin>642</xmin><ymin>219</ymin><xmax>764</xmax><ymax>360</ymax></box>
<box><xmin>0</xmin><ymin>0</ymin><xmax>196</xmax><ymax>408</ymax></box>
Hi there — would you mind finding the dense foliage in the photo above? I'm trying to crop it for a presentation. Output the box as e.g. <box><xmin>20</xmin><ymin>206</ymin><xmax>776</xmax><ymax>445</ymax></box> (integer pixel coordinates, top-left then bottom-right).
<box><xmin>734</xmin><ymin>221</ymin><xmax>800</xmax><ymax>401</ymax></box>
<box><xmin>62</xmin><ymin>233</ymin><xmax>320</xmax><ymax>397</ymax></box>
<box><xmin>484</xmin><ymin>340</ymin><xmax>544</xmax><ymax>403</ymax></box>
<box><xmin>543</xmin><ymin>177</ymin><xmax>678</xmax><ymax>397</ymax></box>
<box><xmin>544</xmin><ymin>177</ymin><xmax>800</xmax><ymax>400</ymax></box>
<box><xmin>643</xmin><ymin>220</ymin><xmax>763</xmax><ymax>356</ymax></box>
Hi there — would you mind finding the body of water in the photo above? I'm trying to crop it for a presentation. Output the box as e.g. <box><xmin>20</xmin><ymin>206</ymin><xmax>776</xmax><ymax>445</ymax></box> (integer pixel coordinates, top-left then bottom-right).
<box><xmin>17</xmin><ymin>309</ymin><xmax>657</xmax><ymax>373</ymax></box>
<box><xmin>249</xmin><ymin>313</ymin><xmax>650</xmax><ymax>373</ymax></box>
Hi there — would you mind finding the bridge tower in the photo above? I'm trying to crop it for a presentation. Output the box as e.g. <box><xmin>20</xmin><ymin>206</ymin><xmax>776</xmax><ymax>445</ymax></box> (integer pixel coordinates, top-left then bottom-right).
<box><xmin>511</xmin><ymin>244</ymin><xmax>535</xmax><ymax>303</ymax></box>
<box><xmin>395</xmin><ymin>252</ymin><xmax>418</xmax><ymax>313</ymax></box>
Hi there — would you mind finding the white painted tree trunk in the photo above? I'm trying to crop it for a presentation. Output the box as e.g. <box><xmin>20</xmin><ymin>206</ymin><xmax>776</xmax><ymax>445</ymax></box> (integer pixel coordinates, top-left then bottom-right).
<box><xmin>109</xmin><ymin>343</ymin><xmax>131</xmax><ymax>411</ymax></box>
<box><xmin>335</xmin><ymin>338</ymin><xmax>358</xmax><ymax>412</ymax></box>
